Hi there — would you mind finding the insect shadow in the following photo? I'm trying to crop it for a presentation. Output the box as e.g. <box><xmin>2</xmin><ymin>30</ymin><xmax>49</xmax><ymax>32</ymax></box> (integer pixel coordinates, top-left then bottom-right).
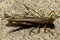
<box><xmin>6</xmin><ymin>22</ymin><xmax>55</xmax><ymax>34</ymax></box>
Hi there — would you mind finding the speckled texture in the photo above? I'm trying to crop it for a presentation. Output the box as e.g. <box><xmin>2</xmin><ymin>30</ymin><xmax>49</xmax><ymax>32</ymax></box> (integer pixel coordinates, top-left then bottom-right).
<box><xmin>0</xmin><ymin>0</ymin><xmax>60</xmax><ymax>40</ymax></box>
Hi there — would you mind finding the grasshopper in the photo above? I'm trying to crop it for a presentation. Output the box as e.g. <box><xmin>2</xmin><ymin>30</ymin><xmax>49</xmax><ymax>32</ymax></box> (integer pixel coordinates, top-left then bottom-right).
<box><xmin>5</xmin><ymin>4</ymin><xmax>60</xmax><ymax>35</ymax></box>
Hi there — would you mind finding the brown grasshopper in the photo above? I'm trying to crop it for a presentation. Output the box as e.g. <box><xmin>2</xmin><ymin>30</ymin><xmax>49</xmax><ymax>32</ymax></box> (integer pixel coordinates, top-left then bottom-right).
<box><xmin>5</xmin><ymin>4</ymin><xmax>60</xmax><ymax>35</ymax></box>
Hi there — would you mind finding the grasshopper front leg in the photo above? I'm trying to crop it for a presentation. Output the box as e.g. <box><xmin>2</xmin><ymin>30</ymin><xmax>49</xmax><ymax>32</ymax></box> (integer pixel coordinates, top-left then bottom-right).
<box><xmin>44</xmin><ymin>25</ymin><xmax>47</xmax><ymax>33</ymax></box>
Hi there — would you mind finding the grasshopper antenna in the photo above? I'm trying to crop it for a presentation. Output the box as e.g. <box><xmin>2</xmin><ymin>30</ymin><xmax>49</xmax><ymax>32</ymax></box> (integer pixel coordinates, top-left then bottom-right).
<box><xmin>48</xmin><ymin>11</ymin><xmax>57</xmax><ymax>18</ymax></box>
<box><xmin>48</xmin><ymin>10</ymin><xmax>60</xmax><ymax>24</ymax></box>
<box><xmin>48</xmin><ymin>10</ymin><xmax>60</xmax><ymax>18</ymax></box>
<box><xmin>56</xmin><ymin>11</ymin><xmax>60</xmax><ymax>18</ymax></box>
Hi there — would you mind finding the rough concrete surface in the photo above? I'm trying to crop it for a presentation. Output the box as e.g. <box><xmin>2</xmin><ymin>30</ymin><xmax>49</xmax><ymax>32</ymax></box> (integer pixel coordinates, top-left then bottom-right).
<box><xmin>0</xmin><ymin>0</ymin><xmax>60</xmax><ymax>40</ymax></box>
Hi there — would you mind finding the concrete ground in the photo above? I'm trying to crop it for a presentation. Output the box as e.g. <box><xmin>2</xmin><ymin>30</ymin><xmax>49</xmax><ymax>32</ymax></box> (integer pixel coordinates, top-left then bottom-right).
<box><xmin>0</xmin><ymin>0</ymin><xmax>60</xmax><ymax>40</ymax></box>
